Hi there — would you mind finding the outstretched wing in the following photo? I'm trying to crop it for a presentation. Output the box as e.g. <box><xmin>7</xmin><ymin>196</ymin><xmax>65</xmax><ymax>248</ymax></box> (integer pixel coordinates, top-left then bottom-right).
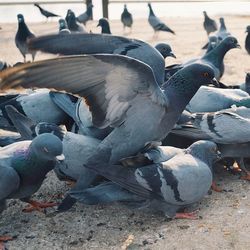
<box><xmin>0</xmin><ymin>54</ymin><xmax>168</xmax><ymax>129</ymax></box>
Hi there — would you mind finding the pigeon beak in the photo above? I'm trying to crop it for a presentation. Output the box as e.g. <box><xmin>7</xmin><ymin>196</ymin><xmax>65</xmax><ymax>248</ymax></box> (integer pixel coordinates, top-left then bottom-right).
<box><xmin>56</xmin><ymin>154</ymin><xmax>65</xmax><ymax>161</ymax></box>
<box><xmin>211</xmin><ymin>77</ymin><xmax>220</xmax><ymax>87</ymax></box>
<box><xmin>236</xmin><ymin>43</ymin><xmax>241</xmax><ymax>49</ymax></box>
<box><xmin>169</xmin><ymin>52</ymin><xmax>176</xmax><ymax>59</ymax></box>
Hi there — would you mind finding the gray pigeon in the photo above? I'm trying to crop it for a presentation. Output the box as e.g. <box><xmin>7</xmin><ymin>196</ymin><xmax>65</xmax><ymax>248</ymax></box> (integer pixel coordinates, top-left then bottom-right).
<box><xmin>0</xmin><ymin>133</ymin><xmax>63</xmax><ymax>216</ymax></box>
<box><xmin>77</xmin><ymin>3</ymin><xmax>93</xmax><ymax>25</ymax></box>
<box><xmin>175</xmin><ymin>106</ymin><xmax>250</xmax><ymax>144</ymax></box>
<box><xmin>148</xmin><ymin>3</ymin><xmax>175</xmax><ymax>36</ymax></box>
<box><xmin>187</xmin><ymin>86</ymin><xmax>250</xmax><ymax>113</ymax></box>
<box><xmin>27</xmin><ymin>33</ymin><xmax>168</xmax><ymax>86</ymax></box>
<box><xmin>0</xmin><ymin>55</ymin><xmax>218</xmax><ymax>210</ymax></box>
<box><xmin>82</xmin><ymin>140</ymin><xmax>219</xmax><ymax>218</ymax></box>
<box><xmin>0</xmin><ymin>89</ymin><xmax>73</xmax><ymax>130</ymax></box>
<box><xmin>216</xmin><ymin>17</ymin><xmax>231</xmax><ymax>41</ymax></box>
<box><xmin>0</xmin><ymin>132</ymin><xmax>64</xmax><ymax>250</ymax></box>
<box><xmin>245</xmin><ymin>25</ymin><xmax>250</xmax><ymax>54</ymax></box>
<box><xmin>121</xmin><ymin>4</ymin><xmax>133</xmax><ymax>33</ymax></box>
<box><xmin>34</xmin><ymin>3</ymin><xmax>60</xmax><ymax>21</ymax></box>
<box><xmin>65</xmin><ymin>10</ymin><xmax>86</xmax><ymax>33</ymax></box>
<box><xmin>165</xmin><ymin>36</ymin><xmax>240</xmax><ymax>81</ymax></box>
<box><xmin>58</xmin><ymin>18</ymin><xmax>70</xmax><ymax>34</ymax></box>
<box><xmin>155</xmin><ymin>43</ymin><xmax>176</xmax><ymax>59</ymax></box>
<box><xmin>203</xmin><ymin>11</ymin><xmax>217</xmax><ymax>36</ymax></box>
<box><xmin>15</xmin><ymin>14</ymin><xmax>36</xmax><ymax>62</ymax></box>
<box><xmin>97</xmin><ymin>18</ymin><xmax>111</xmax><ymax>34</ymax></box>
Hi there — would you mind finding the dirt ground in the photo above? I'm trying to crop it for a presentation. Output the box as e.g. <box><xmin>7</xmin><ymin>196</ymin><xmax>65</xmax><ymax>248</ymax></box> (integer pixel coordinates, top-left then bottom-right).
<box><xmin>0</xmin><ymin>16</ymin><xmax>250</xmax><ymax>250</ymax></box>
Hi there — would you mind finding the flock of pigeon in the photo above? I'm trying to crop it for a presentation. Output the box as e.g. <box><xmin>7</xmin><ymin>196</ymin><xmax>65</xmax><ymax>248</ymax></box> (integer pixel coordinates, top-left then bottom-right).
<box><xmin>0</xmin><ymin>2</ymin><xmax>250</xmax><ymax>248</ymax></box>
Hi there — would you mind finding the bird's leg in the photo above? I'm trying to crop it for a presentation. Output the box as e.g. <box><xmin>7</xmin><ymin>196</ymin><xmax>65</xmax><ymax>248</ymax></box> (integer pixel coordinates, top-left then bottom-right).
<box><xmin>23</xmin><ymin>55</ymin><xmax>26</xmax><ymax>63</ymax></box>
<box><xmin>0</xmin><ymin>236</ymin><xmax>13</xmax><ymax>250</ymax></box>
<box><xmin>174</xmin><ymin>211</ymin><xmax>199</xmax><ymax>220</ymax></box>
<box><xmin>237</xmin><ymin>158</ymin><xmax>250</xmax><ymax>181</ymax></box>
<box><xmin>22</xmin><ymin>199</ymin><xmax>58</xmax><ymax>213</ymax></box>
<box><xmin>211</xmin><ymin>181</ymin><xmax>222</xmax><ymax>192</ymax></box>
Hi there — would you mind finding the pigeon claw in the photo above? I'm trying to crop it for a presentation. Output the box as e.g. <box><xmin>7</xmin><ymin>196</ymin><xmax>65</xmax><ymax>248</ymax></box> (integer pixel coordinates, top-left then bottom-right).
<box><xmin>0</xmin><ymin>236</ymin><xmax>13</xmax><ymax>250</ymax></box>
<box><xmin>174</xmin><ymin>211</ymin><xmax>199</xmax><ymax>220</ymax></box>
<box><xmin>22</xmin><ymin>200</ymin><xmax>58</xmax><ymax>213</ymax></box>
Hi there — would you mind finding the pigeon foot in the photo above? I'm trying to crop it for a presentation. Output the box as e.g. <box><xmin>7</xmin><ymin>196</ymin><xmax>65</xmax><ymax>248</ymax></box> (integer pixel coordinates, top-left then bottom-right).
<box><xmin>174</xmin><ymin>211</ymin><xmax>199</xmax><ymax>220</ymax></box>
<box><xmin>0</xmin><ymin>236</ymin><xmax>13</xmax><ymax>250</ymax></box>
<box><xmin>211</xmin><ymin>181</ymin><xmax>223</xmax><ymax>192</ymax></box>
<box><xmin>22</xmin><ymin>200</ymin><xmax>58</xmax><ymax>213</ymax></box>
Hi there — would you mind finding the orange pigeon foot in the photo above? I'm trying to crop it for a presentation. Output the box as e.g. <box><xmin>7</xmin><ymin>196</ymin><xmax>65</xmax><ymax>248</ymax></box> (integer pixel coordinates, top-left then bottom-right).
<box><xmin>211</xmin><ymin>181</ymin><xmax>223</xmax><ymax>192</ymax></box>
<box><xmin>174</xmin><ymin>211</ymin><xmax>199</xmax><ymax>220</ymax></box>
<box><xmin>22</xmin><ymin>200</ymin><xmax>58</xmax><ymax>213</ymax></box>
<box><xmin>0</xmin><ymin>236</ymin><xmax>13</xmax><ymax>250</ymax></box>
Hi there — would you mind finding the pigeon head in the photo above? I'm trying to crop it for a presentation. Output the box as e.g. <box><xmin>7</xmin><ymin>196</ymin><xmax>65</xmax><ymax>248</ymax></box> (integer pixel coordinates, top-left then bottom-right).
<box><xmin>155</xmin><ymin>43</ymin><xmax>176</xmax><ymax>59</ymax></box>
<box><xmin>30</xmin><ymin>133</ymin><xmax>64</xmax><ymax>162</ymax></box>
<box><xmin>203</xmin><ymin>11</ymin><xmax>207</xmax><ymax>17</ymax></box>
<box><xmin>17</xmin><ymin>14</ymin><xmax>24</xmax><ymax>23</ymax></box>
<box><xmin>180</xmin><ymin>63</ymin><xmax>217</xmax><ymax>89</ymax></box>
<box><xmin>97</xmin><ymin>18</ymin><xmax>111</xmax><ymax>34</ymax></box>
<box><xmin>34</xmin><ymin>3</ymin><xmax>39</xmax><ymax>8</ymax></box>
<box><xmin>221</xmin><ymin>36</ymin><xmax>241</xmax><ymax>50</ymax></box>
<box><xmin>187</xmin><ymin>140</ymin><xmax>220</xmax><ymax>167</ymax></box>
<box><xmin>59</xmin><ymin>18</ymin><xmax>68</xmax><ymax>29</ymax></box>
<box><xmin>245</xmin><ymin>25</ymin><xmax>250</xmax><ymax>33</ymax></box>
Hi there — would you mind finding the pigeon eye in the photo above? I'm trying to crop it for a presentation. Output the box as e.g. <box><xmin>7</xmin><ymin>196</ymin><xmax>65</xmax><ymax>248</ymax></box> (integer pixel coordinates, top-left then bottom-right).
<box><xmin>43</xmin><ymin>147</ymin><xmax>49</xmax><ymax>153</ymax></box>
<box><xmin>203</xmin><ymin>72</ymin><xmax>209</xmax><ymax>77</ymax></box>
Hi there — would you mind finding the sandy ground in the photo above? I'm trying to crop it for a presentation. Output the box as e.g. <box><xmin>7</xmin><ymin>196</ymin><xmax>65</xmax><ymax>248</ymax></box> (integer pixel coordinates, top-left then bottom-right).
<box><xmin>0</xmin><ymin>16</ymin><xmax>250</xmax><ymax>250</ymax></box>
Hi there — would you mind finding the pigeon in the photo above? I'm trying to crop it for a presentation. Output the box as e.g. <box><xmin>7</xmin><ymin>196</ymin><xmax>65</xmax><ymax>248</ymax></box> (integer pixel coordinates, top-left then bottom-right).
<box><xmin>202</xmin><ymin>17</ymin><xmax>231</xmax><ymax>50</ymax></box>
<box><xmin>121</xmin><ymin>4</ymin><xmax>133</xmax><ymax>33</ymax></box>
<box><xmin>245</xmin><ymin>25</ymin><xmax>250</xmax><ymax>54</ymax></box>
<box><xmin>34</xmin><ymin>3</ymin><xmax>59</xmax><ymax>21</ymax></box>
<box><xmin>83</xmin><ymin>140</ymin><xmax>219</xmax><ymax>218</ymax></box>
<box><xmin>27</xmin><ymin>33</ymin><xmax>172</xmax><ymax>87</ymax></box>
<box><xmin>186</xmin><ymin>86</ymin><xmax>250</xmax><ymax>113</ymax></box>
<box><xmin>65</xmin><ymin>10</ymin><xmax>86</xmax><ymax>33</ymax></box>
<box><xmin>175</xmin><ymin>106</ymin><xmax>250</xmax><ymax>144</ymax></box>
<box><xmin>165</xmin><ymin>36</ymin><xmax>241</xmax><ymax>81</ymax></box>
<box><xmin>216</xmin><ymin>17</ymin><xmax>231</xmax><ymax>41</ymax></box>
<box><xmin>77</xmin><ymin>3</ymin><xmax>93</xmax><ymax>25</ymax></box>
<box><xmin>0</xmin><ymin>55</ymin><xmax>218</xmax><ymax>210</ymax></box>
<box><xmin>147</xmin><ymin>3</ymin><xmax>175</xmax><ymax>36</ymax></box>
<box><xmin>15</xmin><ymin>14</ymin><xmax>36</xmax><ymax>62</ymax></box>
<box><xmin>155</xmin><ymin>43</ymin><xmax>176</xmax><ymax>59</ymax></box>
<box><xmin>203</xmin><ymin>11</ymin><xmax>217</xmax><ymax>36</ymax></box>
<box><xmin>58</xmin><ymin>18</ymin><xmax>70</xmax><ymax>34</ymax></box>
<box><xmin>0</xmin><ymin>133</ymin><xmax>64</xmax><ymax>248</ymax></box>
<box><xmin>0</xmin><ymin>89</ymin><xmax>74</xmax><ymax>130</ymax></box>
<box><xmin>97</xmin><ymin>18</ymin><xmax>111</xmax><ymax>34</ymax></box>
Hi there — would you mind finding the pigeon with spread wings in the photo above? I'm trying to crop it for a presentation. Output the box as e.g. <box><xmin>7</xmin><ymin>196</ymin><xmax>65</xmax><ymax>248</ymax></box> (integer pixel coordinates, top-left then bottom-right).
<box><xmin>0</xmin><ymin>54</ymin><xmax>217</xmax><ymax>210</ymax></box>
